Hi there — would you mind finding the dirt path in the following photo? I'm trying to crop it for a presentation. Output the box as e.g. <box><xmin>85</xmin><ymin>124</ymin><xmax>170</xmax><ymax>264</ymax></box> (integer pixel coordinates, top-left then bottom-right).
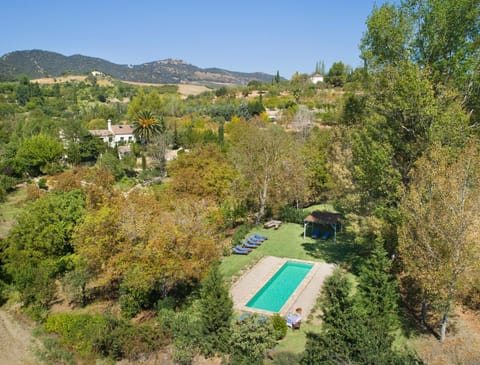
<box><xmin>0</xmin><ymin>309</ymin><xmax>37</xmax><ymax>365</ymax></box>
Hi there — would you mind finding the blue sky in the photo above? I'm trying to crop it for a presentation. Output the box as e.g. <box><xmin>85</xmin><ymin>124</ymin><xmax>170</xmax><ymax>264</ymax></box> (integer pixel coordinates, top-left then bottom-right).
<box><xmin>1</xmin><ymin>0</ymin><xmax>394</xmax><ymax>78</ymax></box>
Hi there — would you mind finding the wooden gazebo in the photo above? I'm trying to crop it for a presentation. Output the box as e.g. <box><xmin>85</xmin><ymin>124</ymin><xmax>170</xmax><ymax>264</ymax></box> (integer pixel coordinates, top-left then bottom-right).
<box><xmin>303</xmin><ymin>211</ymin><xmax>342</xmax><ymax>242</ymax></box>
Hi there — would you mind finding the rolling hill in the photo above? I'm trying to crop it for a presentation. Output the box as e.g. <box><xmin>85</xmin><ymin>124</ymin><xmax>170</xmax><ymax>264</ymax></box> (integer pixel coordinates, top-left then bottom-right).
<box><xmin>0</xmin><ymin>50</ymin><xmax>276</xmax><ymax>85</ymax></box>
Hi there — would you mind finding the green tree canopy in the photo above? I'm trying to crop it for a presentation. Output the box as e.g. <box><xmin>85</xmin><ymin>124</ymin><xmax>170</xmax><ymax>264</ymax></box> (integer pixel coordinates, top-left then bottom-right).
<box><xmin>198</xmin><ymin>261</ymin><xmax>233</xmax><ymax>356</ymax></box>
<box><xmin>398</xmin><ymin>140</ymin><xmax>480</xmax><ymax>341</ymax></box>
<box><xmin>4</xmin><ymin>190</ymin><xmax>85</xmax><ymax>306</ymax></box>
<box><xmin>228</xmin><ymin>120</ymin><xmax>307</xmax><ymax>222</ymax></box>
<box><xmin>15</xmin><ymin>134</ymin><xmax>64</xmax><ymax>176</ymax></box>
<box><xmin>326</xmin><ymin>61</ymin><xmax>350</xmax><ymax>87</ymax></box>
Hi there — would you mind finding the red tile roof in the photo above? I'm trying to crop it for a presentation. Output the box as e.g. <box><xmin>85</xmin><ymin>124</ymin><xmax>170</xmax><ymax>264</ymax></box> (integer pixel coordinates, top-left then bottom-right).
<box><xmin>90</xmin><ymin>130</ymin><xmax>112</xmax><ymax>137</ymax></box>
<box><xmin>110</xmin><ymin>124</ymin><xmax>134</xmax><ymax>135</ymax></box>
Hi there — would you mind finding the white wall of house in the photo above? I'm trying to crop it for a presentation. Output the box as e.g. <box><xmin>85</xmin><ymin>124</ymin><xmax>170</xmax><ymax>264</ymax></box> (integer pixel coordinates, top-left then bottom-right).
<box><xmin>311</xmin><ymin>74</ymin><xmax>324</xmax><ymax>84</ymax></box>
<box><xmin>111</xmin><ymin>134</ymin><xmax>134</xmax><ymax>146</ymax></box>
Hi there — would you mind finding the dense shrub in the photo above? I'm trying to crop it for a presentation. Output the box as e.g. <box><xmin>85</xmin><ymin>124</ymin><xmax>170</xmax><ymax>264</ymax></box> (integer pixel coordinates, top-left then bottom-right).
<box><xmin>0</xmin><ymin>174</ymin><xmax>18</xmax><ymax>202</ymax></box>
<box><xmin>229</xmin><ymin>314</ymin><xmax>277</xmax><ymax>365</ymax></box>
<box><xmin>218</xmin><ymin>201</ymin><xmax>248</xmax><ymax>229</ymax></box>
<box><xmin>0</xmin><ymin>279</ymin><xmax>8</xmax><ymax>306</ymax></box>
<box><xmin>231</xmin><ymin>222</ymin><xmax>252</xmax><ymax>245</ymax></box>
<box><xmin>38</xmin><ymin>177</ymin><xmax>48</xmax><ymax>190</ymax></box>
<box><xmin>99</xmin><ymin>320</ymin><xmax>165</xmax><ymax>360</ymax></box>
<box><xmin>34</xmin><ymin>335</ymin><xmax>76</xmax><ymax>365</ymax></box>
<box><xmin>158</xmin><ymin>308</ymin><xmax>202</xmax><ymax>365</ymax></box>
<box><xmin>119</xmin><ymin>270</ymin><xmax>153</xmax><ymax>318</ymax></box>
<box><xmin>279</xmin><ymin>205</ymin><xmax>305</xmax><ymax>224</ymax></box>
<box><xmin>156</xmin><ymin>296</ymin><xmax>177</xmax><ymax>311</ymax></box>
<box><xmin>44</xmin><ymin>313</ymin><xmax>106</xmax><ymax>355</ymax></box>
<box><xmin>270</xmin><ymin>314</ymin><xmax>288</xmax><ymax>340</ymax></box>
<box><xmin>44</xmin><ymin>313</ymin><xmax>166</xmax><ymax>361</ymax></box>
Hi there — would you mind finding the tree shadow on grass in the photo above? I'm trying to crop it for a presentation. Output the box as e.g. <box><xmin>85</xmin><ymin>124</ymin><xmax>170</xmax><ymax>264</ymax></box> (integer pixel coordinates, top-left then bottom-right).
<box><xmin>398</xmin><ymin>304</ymin><xmax>439</xmax><ymax>341</ymax></box>
<box><xmin>301</xmin><ymin>234</ymin><xmax>368</xmax><ymax>275</ymax></box>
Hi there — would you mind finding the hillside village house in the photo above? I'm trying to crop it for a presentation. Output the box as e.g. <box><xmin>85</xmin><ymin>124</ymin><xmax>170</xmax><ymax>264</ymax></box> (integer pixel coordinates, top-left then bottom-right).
<box><xmin>89</xmin><ymin>119</ymin><xmax>135</xmax><ymax>148</ymax></box>
<box><xmin>310</xmin><ymin>73</ymin><xmax>324</xmax><ymax>84</ymax></box>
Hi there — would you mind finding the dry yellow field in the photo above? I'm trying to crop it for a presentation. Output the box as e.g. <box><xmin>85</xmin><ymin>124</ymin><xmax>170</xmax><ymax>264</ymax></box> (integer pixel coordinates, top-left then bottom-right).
<box><xmin>31</xmin><ymin>76</ymin><xmax>210</xmax><ymax>97</ymax></box>
<box><xmin>33</xmin><ymin>75</ymin><xmax>113</xmax><ymax>86</ymax></box>
<box><xmin>123</xmin><ymin>80</ymin><xmax>210</xmax><ymax>97</ymax></box>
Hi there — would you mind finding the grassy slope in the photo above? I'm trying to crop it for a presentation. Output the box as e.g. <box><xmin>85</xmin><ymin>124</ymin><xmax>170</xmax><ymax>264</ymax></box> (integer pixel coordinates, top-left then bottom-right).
<box><xmin>0</xmin><ymin>187</ymin><xmax>27</xmax><ymax>239</ymax></box>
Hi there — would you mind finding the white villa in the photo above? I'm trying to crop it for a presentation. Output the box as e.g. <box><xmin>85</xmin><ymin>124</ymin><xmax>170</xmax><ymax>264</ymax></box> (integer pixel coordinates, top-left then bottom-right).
<box><xmin>89</xmin><ymin>119</ymin><xmax>135</xmax><ymax>148</ymax></box>
<box><xmin>310</xmin><ymin>73</ymin><xmax>324</xmax><ymax>84</ymax></box>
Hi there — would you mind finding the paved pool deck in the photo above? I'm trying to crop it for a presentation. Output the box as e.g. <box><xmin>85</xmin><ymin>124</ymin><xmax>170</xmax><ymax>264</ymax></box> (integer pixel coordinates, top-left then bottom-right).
<box><xmin>230</xmin><ymin>256</ymin><xmax>335</xmax><ymax>318</ymax></box>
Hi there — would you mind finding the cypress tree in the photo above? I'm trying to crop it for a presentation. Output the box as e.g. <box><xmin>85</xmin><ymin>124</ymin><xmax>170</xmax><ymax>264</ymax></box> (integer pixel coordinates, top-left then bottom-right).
<box><xmin>198</xmin><ymin>261</ymin><xmax>233</xmax><ymax>356</ymax></box>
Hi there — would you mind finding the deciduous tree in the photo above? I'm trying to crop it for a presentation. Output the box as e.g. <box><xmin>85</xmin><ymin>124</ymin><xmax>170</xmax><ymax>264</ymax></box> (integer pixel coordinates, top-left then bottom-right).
<box><xmin>74</xmin><ymin>192</ymin><xmax>220</xmax><ymax>307</ymax></box>
<box><xmin>4</xmin><ymin>190</ymin><xmax>85</xmax><ymax>306</ymax></box>
<box><xmin>326</xmin><ymin>61</ymin><xmax>350</xmax><ymax>87</ymax></box>
<box><xmin>228</xmin><ymin>121</ymin><xmax>305</xmax><ymax>222</ymax></box>
<box><xmin>167</xmin><ymin>144</ymin><xmax>237</xmax><ymax>202</ymax></box>
<box><xmin>15</xmin><ymin>134</ymin><xmax>64</xmax><ymax>176</ymax></box>
<box><xmin>398</xmin><ymin>140</ymin><xmax>480</xmax><ymax>341</ymax></box>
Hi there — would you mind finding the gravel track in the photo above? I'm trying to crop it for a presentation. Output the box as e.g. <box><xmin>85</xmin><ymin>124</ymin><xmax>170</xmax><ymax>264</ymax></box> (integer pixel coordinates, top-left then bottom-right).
<box><xmin>0</xmin><ymin>309</ymin><xmax>37</xmax><ymax>365</ymax></box>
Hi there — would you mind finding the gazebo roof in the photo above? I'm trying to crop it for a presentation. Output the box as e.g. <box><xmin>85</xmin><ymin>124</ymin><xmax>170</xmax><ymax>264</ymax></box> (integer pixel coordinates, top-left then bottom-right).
<box><xmin>304</xmin><ymin>211</ymin><xmax>342</xmax><ymax>225</ymax></box>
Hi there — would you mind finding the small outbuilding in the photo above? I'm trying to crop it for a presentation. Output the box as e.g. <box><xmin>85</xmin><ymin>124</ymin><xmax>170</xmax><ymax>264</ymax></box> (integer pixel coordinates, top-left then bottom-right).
<box><xmin>303</xmin><ymin>211</ymin><xmax>342</xmax><ymax>242</ymax></box>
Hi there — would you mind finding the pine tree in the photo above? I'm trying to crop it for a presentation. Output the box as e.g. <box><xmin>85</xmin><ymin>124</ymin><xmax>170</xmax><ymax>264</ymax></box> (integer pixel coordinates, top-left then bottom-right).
<box><xmin>198</xmin><ymin>261</ymin><xmax>233</xmax><ymax>356</ymax></box>
<box><xmin>302</xmin><ymin>269</ymin><xmax>355</xmax><ymax>364</ymax></box>
<box><xmin>302</xmin><ymin>267</ymin><xmax>423</xmax><ymax>365</ymax></box>
<box><xmin>356</xmin><ymin>243</ymin><xmax>399</xmax><ymax>333</ymax></box>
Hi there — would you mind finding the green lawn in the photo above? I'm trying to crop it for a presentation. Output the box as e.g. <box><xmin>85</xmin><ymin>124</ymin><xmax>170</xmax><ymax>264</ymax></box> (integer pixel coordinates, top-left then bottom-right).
<box><xmin>221</xmin><ymin>220</ymin><xmax>360</xmax><ymax>280</ymax></box>
<box><xmin>0</xmin><ymin>187</ymin><xmax>27</xmax><ymax>239</ymax></box>
<box><xmin>220</xmin><ymin>223</ymin><xmax>323</xmax><ymax>280</ymax></box>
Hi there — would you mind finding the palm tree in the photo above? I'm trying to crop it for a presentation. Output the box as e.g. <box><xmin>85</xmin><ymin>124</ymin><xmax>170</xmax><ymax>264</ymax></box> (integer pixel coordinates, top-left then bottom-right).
<box><xmin>133</xmin><ymin>110</ymin><xmax>164</xmax><ymax>145</ymax></box>
<box><xmin>133</xmin><ymin>111</ymin><xmax>165</xmax><ymax>170</ymax></box>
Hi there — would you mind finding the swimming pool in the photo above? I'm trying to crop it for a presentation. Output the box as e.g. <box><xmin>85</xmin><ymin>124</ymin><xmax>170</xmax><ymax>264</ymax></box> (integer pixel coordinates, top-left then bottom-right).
<box><xmin>246</xmin><ymin>261</ymin><xmax>314</xmax><ymax>312</ymax></box>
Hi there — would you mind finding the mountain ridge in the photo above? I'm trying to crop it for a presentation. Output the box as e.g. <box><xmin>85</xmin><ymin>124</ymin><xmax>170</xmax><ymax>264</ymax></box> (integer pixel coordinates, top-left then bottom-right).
<box><xmin>0</xmin><ymin>49</ymin><xmax>276</xmax><ymax>85</ymax></box>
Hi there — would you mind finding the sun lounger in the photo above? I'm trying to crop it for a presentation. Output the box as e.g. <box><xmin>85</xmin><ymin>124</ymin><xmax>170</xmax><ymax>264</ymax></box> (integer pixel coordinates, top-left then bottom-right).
<box><xmin>249</xmin><ymin>235</ymin><xmax>266</xmax><ymax>242</ymax></box>
<box><xmin>242</xmin><ymin>239</ymin><xmax>261</xmax><ymax>246</ymax></box>
<box><xmin>247</xmin><ymin>237</ymin><xmax>264</xmax><ymax>244</ymax></box>
<box><xmin>234</xmin><ymin>245</ymin><xmax>251</xmax><ymax>252</ymax></box>
<box><xmin>253</xmin><ymin>233</ymin><xmax>268</xmax><ymax>240</ymax></box>
<box><xmin>232</xmin><ymin>247</ymin><xmax>249</xmax><ymax>255</ymax></box>
<box><xmin>321</xmin><ymin>231</ymin><xmax>331</xmax><ymax>240</ymax></box>
<box><xmin>243</xmin><ymin>241</ymin><xmax>260</xmax><ymax>249</ymax></box>
<box><xmin>264</xmin><ymin>220</ymin><xmax>282</xmax><ymax>229</ymax></box>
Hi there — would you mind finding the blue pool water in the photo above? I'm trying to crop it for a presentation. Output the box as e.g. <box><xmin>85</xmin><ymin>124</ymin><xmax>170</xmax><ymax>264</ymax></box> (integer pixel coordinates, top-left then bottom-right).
<box><xmin>246</xmin><ymin>261</ymin><xmax>313</xmax><ymax>312</ymax></box>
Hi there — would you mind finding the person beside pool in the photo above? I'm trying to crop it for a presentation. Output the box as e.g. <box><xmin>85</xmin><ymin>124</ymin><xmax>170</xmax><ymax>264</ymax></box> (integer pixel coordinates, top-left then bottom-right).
<box><xmin>286</xmin><ymin>307</ymin><xmax>302</xmax><ymax>329</ymax></box>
